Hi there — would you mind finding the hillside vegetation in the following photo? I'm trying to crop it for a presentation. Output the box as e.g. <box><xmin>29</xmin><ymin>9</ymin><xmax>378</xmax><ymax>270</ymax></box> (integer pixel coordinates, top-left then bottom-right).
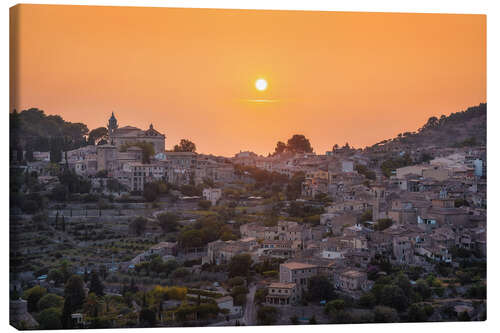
<box><xmin>10</xmin><ymin>108</ymin><xmax>89</xmax><ymax>162</ymax></box>
<box><xmin>370</xmin><ymin>103</ymin><xmax>486</xmax><ymax>150</ymax></box>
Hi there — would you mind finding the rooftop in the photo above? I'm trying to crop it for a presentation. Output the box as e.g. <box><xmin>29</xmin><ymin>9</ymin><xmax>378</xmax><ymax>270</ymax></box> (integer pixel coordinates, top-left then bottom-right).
<box><xmin>281</xmin><ymin>262</ymin><xmax>317</xmax><ymax>270</ymax></box>
<box><xmin>268</xmin><ymin>282</ymin><xmax>296</xmax><ymax>289</ymax></box>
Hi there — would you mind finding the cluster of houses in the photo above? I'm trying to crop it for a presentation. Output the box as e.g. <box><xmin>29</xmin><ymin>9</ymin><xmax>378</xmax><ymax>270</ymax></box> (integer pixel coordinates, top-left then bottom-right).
<box><xmin>204</xmin><ymin>146</ymin><xmax>486</xmax><ymax>307</ymax></box>
<box><xmin>15</xmin><ymin>113</ymin><xmax>486</xmax><ymax>311</ymax></box>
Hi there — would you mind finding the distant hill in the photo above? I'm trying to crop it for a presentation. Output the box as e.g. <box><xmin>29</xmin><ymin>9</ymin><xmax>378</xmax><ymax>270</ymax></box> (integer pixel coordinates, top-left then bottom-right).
<box><xmin>369</xmin><ymin>103</ymin><xmax>486</xmax><ymax>150</ymax></box>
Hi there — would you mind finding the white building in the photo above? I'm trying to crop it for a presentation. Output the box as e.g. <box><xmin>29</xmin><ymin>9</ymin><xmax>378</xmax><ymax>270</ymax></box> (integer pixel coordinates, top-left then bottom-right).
<box><xmin>341</xmin><ymin>160</ymin><xmax>354</xmax><ymax>173</ymax></box>
<box><xmin>215</xmin><ymin>296</ymin><xmax>242</xmax><ymax>316</ymax></box>
<box><xmin>202</xmin><ymin>188</ymin><xmax>222</xmax><ymax>206</ymax></box>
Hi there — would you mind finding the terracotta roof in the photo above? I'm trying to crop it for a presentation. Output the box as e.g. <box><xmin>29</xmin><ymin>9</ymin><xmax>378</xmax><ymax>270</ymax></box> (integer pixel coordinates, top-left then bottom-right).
<box><xmin>268</xmin><ymin>282</ymin><xmax>296</xmax><ymax>289</ymax></box>
<box><xmin>341</xmin><ymin>270</ymin><xmax>366</xmax><ymax>278</ymax></box>
<box><xmin>281</xmin><ymin>262</ymin><xmax>317</xmax><ymax>270</ymax></box>
<box><xmin>115</xmin><ymin>126</ymin><xmax>141</xmax><ymax>132</ymax></box>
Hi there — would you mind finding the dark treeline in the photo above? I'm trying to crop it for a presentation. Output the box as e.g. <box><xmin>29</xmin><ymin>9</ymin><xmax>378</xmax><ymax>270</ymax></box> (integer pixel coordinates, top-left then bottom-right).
<box><xmin>10</xmin><ymin>108</ymin><xmax>90</xmax><ymax>163</ymax></box>
<box><xmin>418</xmin><ymin>103</ymin><xmax>487</xmax><ymax>132</ymax></box>
<box><xmin>371</xmin><ymin>103</ymin><xmax>486</xmax><ymax>149</ymax></box>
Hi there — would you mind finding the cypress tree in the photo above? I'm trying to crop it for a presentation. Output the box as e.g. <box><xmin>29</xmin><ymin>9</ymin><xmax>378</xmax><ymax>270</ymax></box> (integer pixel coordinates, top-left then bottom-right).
<box><xmin>89</xmin><ymin>271</ymin><xmax>104</xmax><ymax>296</ymax></box>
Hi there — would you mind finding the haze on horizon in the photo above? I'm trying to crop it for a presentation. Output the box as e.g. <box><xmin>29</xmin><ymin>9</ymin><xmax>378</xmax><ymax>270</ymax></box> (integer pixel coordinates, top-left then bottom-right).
<box><xmin>10</xmin><ymin>5</ymin><xmax>486</xmax><ymax>157</ymax></box>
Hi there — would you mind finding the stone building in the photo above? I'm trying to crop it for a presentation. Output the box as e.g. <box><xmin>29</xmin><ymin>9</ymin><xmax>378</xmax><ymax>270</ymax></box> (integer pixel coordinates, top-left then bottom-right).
<box><xmin>279</xmin><ymin>261</ymin><xmax>319</xmax><ymax>293</ymax></box>
<box><xmin>10</xmin><ymin>299</ymin><xmax>38</xmax><ymax>329</ymax></box>
<box><xmin>202</xmin><ymin>188</ymin><xmax>222</xmax><ymax>206</ymax></box>
<box><xmin>265</xmin><ymin>282</ymin><xmax>298</xmax><ymax>306</ymax></box>
<box><xmin>107</xmin><ymin>113</ymin><xmax>165</xmax><ymax>154</ymax></box>
<box><xmin>334</xmin><ymin>269</ymin><xmax>369</xmax><ymax>291</ymax></box>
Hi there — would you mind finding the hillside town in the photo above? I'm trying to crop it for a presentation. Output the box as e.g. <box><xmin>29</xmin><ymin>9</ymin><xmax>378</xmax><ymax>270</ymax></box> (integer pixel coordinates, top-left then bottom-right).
<box><xmin>10</xmin><ymin>105</ymin><xmax>486</xmax><ymax>328</ymax></box>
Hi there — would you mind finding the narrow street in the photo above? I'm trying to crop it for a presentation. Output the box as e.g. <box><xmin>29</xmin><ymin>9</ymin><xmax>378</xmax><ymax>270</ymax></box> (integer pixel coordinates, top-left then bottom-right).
<box><xmin>243</xmin><ymin>284</ymin><xmax>257</xmax><ymax>326</ymax></box>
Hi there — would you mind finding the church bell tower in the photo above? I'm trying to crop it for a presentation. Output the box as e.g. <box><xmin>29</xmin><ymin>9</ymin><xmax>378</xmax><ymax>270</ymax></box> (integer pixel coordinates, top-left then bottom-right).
<box><xmin>107</xmin><ymin>112</ymin><xmax>118</xmax><ymax>144</ymax></box>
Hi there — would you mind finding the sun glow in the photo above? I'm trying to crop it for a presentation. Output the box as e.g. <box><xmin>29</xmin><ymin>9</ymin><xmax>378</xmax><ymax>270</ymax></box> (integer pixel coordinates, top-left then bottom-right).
<box><xmin>255</xmin><ymin>78</ymin><xmax>268</xmax><ymax>91</ymax></box>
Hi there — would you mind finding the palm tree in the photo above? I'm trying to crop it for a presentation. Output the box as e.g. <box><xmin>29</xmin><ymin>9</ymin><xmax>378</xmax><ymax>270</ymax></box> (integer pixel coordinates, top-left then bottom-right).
<box><xmin>103</xmin><ymin>295</ymin><xmax>114</xmax><ymax>314</ymax></box>
<box><xmin>84</xmin><ymin>293</ymin><xmax>102</xmax><ymax>318</ymax></box>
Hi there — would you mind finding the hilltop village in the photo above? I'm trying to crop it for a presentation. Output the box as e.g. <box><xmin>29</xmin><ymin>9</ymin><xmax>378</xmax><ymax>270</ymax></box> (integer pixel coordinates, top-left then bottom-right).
<box><xmin>10</xmin><ymin>104</ymin><xmax>486</xmax><ymax>328</ymax></box>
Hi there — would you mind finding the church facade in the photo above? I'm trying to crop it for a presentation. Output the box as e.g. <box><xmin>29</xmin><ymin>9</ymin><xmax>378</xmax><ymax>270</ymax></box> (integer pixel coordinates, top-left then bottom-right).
<box><xmin>107</xmin><ymin>112</ymin><xmax>166</xmax><ymax>154</ymax></box>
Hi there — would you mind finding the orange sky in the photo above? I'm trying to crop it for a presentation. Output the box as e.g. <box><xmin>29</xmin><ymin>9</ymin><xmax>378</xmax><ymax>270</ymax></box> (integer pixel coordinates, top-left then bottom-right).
<box><xmin>10</xmin><ymin>5</ymin><xmax>486</xmax><ymax>156</ymax></box>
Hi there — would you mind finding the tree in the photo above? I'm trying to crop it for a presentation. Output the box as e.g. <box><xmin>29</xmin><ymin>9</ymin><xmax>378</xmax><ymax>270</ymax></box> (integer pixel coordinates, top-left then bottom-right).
<box><xmin>37</xmin><ymin>307</ymin><xmax>62</xmax><ymax>329</ymax></box>
<box><xmin>329</xmin><ymin>309</ymin><xmax>354</xmax><ymax>324</ymax></box>
<box><xmin>414</xmin><ymin>279</ymin><xmax>431</xmax><ymax>300</ymax></box>
<box><xmin>139</xmin><ymin>308</ymin><xmax>157</xmax><ymax>326</ymax></box>
<box><xmin>84</xmin><ymin>293</ymin><xmax>101</xmax><ymax>318</ymax></box>
<box><xmin>102</xmin><ymin>295</ymin><xmax>114</xmax><ymax>314</ymax></box>
<box><xmin>421</xmin><ymin>152</ymin><xmax>433</xmax><ymax>163</ymax></box>
<box><xmin>359</xmin><ymin>209</ymin><xmax>373</xmax><ymax>223</ymax></box>
<box><xmin>61</xmin><ymin>298</ymin><xmax>73</xmax><ymax>329</ymax></box>
<box><xmin>157</xmin><ymin>212</ymin><xmax>179</xmax><ymax>233</ymax></box>
<box><xmin>408</xmin><ymin>303</ymin><xmax>433</xmax><ymax>322</ymax></box>
<box><xmin>355</xmin><ymin>164</ymin><xmax>376</xmax><ymax>180</ymax></box>
<box><xmin>325</xmin><ymin>299</ymin><xmax>345</xmax><ymax>314</ymax></box>
<box><xmin>88</xmin><ymin>127</ymin><xmax>108</xmax><ymax>145</ymax></box>
<box><xmin>58</xmin><ymin>260</ymin><xmax>72</xmax><ymax>283</ymax></box>
<box><xmin>286</xmin><ymin>134</ymin><xmax>313</xmax><ymax>154</ymax></box>
<box><xmin>89</xmin><ymin>271</ymin><xmax>104</xmax><ymax>296</ymax></box>
<box><xmin>198</xmin><ymin>200</ymin><xmax>212</xmax><ymax>210</ymax></box>
<box><xmin>358</xmin><ymin>292</ymin><xmax>376</xmax><ymax>308</ymax></box>
<box><xmin>177</xmin><ymin>229</ymin><xmax>204</xmax><ymax>249</ymax></box>
<box><xmin>307</xmin><ymin>276</ymin><xmax>336</xmax><ymax>302</ymax></box>
<box><xmin>458</xmin><ymin>311</ymin><xmax>471</xmax><ymax>321</ymax></box>
<box><xmin>274</xmin><ymin>141</ymin><xmax>287</xmax><ymax>155</ymax></box>
<box><xmin>380</xmin><ymin>154</ymin><xmax>413</xmax><ymax>178</ymax></box>
<box><xmin>51</xmin><ymin>184</ymin><xmax>69</xmax><ymax>202</ymax></box>
<box><xmin>286</xmin><ymin>171</ymin><xmax>305</xmax><ymax>200</ymax></box>
<box><xmin>173</xmin><ymin>139</ymin><xmax>196</xmax><ymax>152</ymax></box>
<box><xmin>257</xmin><ymin>306</ymin><xmax>278</xmax><ymax>325</ymax></box>
<box><xmin>60</xmin><ymin>169</ymin><xmax>91</xmax><ymax>194</ymax></box>
<box><xmin>23</xmin><ymin>285</ymin><xmax>47</xmax><ymax>312</ymax></box>
<box><xmin>54</xmin><ymin>211</ymin><xmax>59</xmax><ymax>229</ymax></box>
<box><xmin>107</xmin><ymin>178</ymin><xmax>125</xmax><ymax>193</ymax></box>
<box><xmin>170</xmin><ymin>267</ymin><xmax>190</xmax><ymax>279</ymax></box>
<box><xmin>379</xmin><ymin>285</ymin><xmax>408</xmax><ymax>312</ymax></box>
<box><xmin>37</xmin><ymin>294</ymin><xmax>64</xmax><ymax>311</ymax></box>
<box><xmin>143</xmin><ymin>182</ymin><xmax>159</xmax><ymax>202</ymax></box>
<box><xmin>10</xmin><ymin>108</ymin><xmax>89</xmax><ymax>160</ymax></box>
<box><xmin>120</xmin><ymin>141</ymin><xmax>155</xmax><ymax>163</ymax></box>
<box><xmin>228</xmin><ymin>254</ymin><xmax>253</xmax><ymax>278</ymax></box>
<box><xmin>254</xmin><ymin>288</ymin><xmax>268</xmax><ymax>305</ymax></box>
<box><xmin>64</xmin><ymin>275</ymin><xmax>86</xmax><ymax>313</ymax></box>
<box><xmin>422</xmin><ymin>116</ymin><xmax>439</xmax><ymax>131</ymax></box>
<box><xmin>373</xmin><ymin>305</ymin><xmax>399</xmax><ymax>323</ymax></box>
<box><xmin>374</xmin><ymin>218</ymin><xmax>393</xmax><ymax>231</ymax></box>
<box><xmin>129</xmin><ymin>217</ymin><xmax>147</xmax><ymax>236</ymax></box>
<box><xmin>48</xmin><ymin>269</ymin><xmax>65</xmax><ymax>286</ymax></box>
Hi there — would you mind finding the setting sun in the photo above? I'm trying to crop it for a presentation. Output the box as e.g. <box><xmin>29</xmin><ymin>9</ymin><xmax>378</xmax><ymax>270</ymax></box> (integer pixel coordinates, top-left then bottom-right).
<box><xmin>255</xmin><ymin>78</ymin><xmax>268</xmax><ymax>91</ymax></box>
